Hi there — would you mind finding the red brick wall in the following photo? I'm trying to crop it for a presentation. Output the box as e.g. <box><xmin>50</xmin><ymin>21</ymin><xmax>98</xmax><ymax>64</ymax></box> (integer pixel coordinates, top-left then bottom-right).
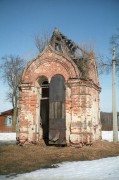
<box><xmin>18</xmin><ymin>46</ymin><xmax>101</xmax><ymax>146</ymax></box>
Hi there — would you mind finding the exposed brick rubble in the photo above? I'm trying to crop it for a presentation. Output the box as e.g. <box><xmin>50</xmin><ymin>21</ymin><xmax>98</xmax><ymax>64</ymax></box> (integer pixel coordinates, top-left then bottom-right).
<box><xmin>17</xmin><ymin>28</ymin><xmax>101</xmax><ymax>147</ymax></box>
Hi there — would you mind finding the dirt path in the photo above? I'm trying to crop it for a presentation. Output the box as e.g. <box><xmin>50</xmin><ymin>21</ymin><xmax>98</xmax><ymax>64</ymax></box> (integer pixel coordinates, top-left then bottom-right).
<box><xmin>0</xmin><ymin>141</ymin><xmax>119</xmax><ymax>175</ymax></box>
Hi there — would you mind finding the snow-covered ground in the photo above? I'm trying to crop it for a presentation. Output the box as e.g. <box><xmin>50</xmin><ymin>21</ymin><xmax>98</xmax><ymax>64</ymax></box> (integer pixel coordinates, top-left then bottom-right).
<box><xmin>102</xmin><ymin>131</ymin><xmax>119</xmax><ymax>142</ymax></box>
<box><xmin>0</xmin><ymin>133</ymin><xmax>16</xmax><ymax>145</ymax></box>
<box><xmin>0</xmin><ymin>133</ymin><xmax>16</xmax><ymax>141</ymax></box>
<box><xmin>0</xmin><ymin>156</ymin><xmax>119</xmax><ymax>180</ymax></box>
<box><xmin>0</xmin><ymin>131</ymin><xmax>119</xmax><ymax>142</ymax></box>
<box><xmin>0</xmin><ymin>131</ymin><xmax>119</xmax><ymax>180</ymax></box>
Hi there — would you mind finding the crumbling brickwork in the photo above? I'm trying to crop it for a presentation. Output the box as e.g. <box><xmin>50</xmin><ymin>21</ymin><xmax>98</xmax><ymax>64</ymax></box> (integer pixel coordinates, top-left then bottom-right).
<box><xmin>17</xmin><ymin>28</ymin><xmax>101</xmax><ymax>146</ymax></box>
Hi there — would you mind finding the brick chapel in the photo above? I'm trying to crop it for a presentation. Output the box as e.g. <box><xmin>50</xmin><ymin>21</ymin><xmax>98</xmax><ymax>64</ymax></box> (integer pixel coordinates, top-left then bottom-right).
<box><xmin>17</xmin><ymin>28</ymin><xmax>101</xmax><ymax>147</ymax></box>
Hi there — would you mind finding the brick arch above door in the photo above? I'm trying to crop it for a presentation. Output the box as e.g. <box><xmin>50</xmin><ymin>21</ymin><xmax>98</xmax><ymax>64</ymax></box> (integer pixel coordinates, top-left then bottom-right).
<box><xmin>21</xmin><ymin>47</ymin><xmax>81</xmax><ymax>84</ymax></box>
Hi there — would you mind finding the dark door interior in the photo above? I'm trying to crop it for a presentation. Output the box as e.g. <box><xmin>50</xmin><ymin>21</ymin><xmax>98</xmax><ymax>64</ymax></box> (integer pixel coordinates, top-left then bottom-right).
<box><xmin>49</xmin><ymin>75</ymin><xmax>66</xmax><ymax>145</ymax></box>
<box><xmin>40</xmin><ymin>80</ymin><xmax>49</xmax><ymax>145</ymax></box>
<box><xmin>40</xmin><ymin>99</ymin><xmax>49</xmax><ymax>144</ymax></box>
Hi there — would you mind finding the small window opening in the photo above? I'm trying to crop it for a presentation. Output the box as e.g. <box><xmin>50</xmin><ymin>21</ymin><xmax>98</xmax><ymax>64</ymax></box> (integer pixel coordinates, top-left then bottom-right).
<box><xmin>5</xmin><ymin>116</ymin><xmax>12</xmax><ymax>127</ymax></box>
<box><xmin>55</xmin><ymin>43</ymin><xmax>62</xmax><ymax>52</ymax></box>
<box><xmin>41</xmin><ymin>80</ymin><xmax>49</xmax><ymax>98</ymax></box>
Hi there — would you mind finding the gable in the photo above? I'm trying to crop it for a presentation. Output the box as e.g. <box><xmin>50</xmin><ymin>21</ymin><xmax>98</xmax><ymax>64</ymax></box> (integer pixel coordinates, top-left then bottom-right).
<box><xmin>49</xmin><ymin>28</ymin><xmax>99</xmax><ymax>84</ymax></box>
<box><xmin>21</xmin><ymin>28</ymin><xmax>99</xmax><ymax>87</ymax></box>
<box><xmin>21</xmin><ymin>47</ymin><xmax>80</xmax><ymax>84</ymax></box>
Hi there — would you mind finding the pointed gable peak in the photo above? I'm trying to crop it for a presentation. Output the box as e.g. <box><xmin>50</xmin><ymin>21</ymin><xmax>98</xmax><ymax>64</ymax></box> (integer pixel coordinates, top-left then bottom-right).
<box><xmin>54</xmin><ymin>27</ymin><xmax>59</xmax><ymax>33</ymax></box>
<box><xmin>50</xmin><ymin>28</ymin><xmax>88</xmax><ymax>58</ymax></box>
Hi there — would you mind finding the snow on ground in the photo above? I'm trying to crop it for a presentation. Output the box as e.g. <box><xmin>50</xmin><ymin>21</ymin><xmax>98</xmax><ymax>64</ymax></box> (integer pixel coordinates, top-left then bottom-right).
<box><xmin>0</xmin><ymin>131</ymin><xmax>119</xmax><ymax>142</ymax></box>
<box><xmin>0</xmin><ymin>133</ymin><xmax>16</xmax><ymax>141</ymax></box>
<box><xmin>0</xmin><ymin>131</ymin><xmax>119</xmax><ymax>180</ymax></box>
<box><xmin>0</xmin><ymin>156</ymin><xmax>119</xmax><ymax>180</ymax></box>
<box><xmin>102</xmin><ymin>131</ymin><xmax>119</xmax><ymax>142</ymax></box>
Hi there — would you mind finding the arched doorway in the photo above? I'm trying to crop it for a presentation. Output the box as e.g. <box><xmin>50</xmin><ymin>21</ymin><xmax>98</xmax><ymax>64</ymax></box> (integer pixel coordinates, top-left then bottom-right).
<box><xmin>40</xmin><ymin>78</ymin><xmax>49</xmax><ymax>145</ymax></box>
<box><xmin>49</xmin><ymin>74</ymin><xmax>66</xmax><ymax>145</ymax></box>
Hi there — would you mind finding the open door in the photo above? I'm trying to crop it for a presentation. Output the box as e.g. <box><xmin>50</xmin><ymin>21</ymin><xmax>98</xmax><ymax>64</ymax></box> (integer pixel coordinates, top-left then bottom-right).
<box><xmin>49</xmin><ymin>75</ymin><xmax>66</xmax><ymax>145</ymax></box>
<box><xmin>40</xmin><ymin>80</ymin><xmax>49</xmax><ymax>145</ymax></box>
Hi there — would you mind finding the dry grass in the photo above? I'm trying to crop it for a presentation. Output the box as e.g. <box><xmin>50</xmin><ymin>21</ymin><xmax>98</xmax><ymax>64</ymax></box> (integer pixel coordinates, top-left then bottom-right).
<box><xmin>0</xmin><ymin>141</ymin><xmax>119</xmax><ymax>175</ymax></box>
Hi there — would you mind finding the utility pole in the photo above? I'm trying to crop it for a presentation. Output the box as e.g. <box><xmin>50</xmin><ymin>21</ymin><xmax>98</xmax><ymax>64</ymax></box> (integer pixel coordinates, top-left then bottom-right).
<box><xmin>112</xmin><ymin>47</ymin><xmax>118</xmax><ymax>142</ymax></box>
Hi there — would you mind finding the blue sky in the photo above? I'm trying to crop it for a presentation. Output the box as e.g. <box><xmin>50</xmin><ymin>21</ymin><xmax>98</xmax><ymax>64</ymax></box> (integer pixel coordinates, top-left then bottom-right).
<box><xmin>0</xmin><ymin>0</ymin><xmax>119</xmax><ymax>112</ymax></box>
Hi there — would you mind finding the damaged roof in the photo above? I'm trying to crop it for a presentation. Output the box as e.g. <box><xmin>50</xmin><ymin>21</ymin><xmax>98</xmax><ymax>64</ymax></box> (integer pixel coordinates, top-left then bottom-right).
<box><xmin>50</xmin><ymin>27</ymin><xmax>88</xmax><ymax>58</ymax></box>
<box><xmin>50</xmin><ymin>28</ymin><xmax>93</xmax><ymax>79</ymax></box>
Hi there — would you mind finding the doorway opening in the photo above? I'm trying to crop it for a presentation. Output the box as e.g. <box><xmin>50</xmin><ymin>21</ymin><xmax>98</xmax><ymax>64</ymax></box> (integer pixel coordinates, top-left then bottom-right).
<box><xmin>49</xmin><ymin>74</ymin><xmax>66</xmax><ymax>145</ymax></box>
<box><xmin>40</xmin><ymin>78</ymin><xmax>49</xmax><ymax>145</ymax></box>
<box><xmin>39</xmin><ymin>75</ymin><xmax>66</xmax><ymax>146</ymax></box>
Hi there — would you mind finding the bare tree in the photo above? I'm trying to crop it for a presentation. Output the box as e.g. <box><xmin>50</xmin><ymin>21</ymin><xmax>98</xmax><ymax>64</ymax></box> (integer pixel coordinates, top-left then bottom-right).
<box><xmin>96</xmin><ymin>54</ymin><xmax>112</xmax><ymax>75</ymax></box>
<box><xmin>96</xmin><ymin>29</ymin><xmax>119</xmax><ymax>142</ymax></box>
<box><xmin>110</xmin><ymin>29</ymin><xmax>119</xmax><ymax>52</ymax></box>
<box><xmin>97</xmin><ymin>29</ymin><xmax>119</xmax><ymax>74</ymax></box>
<box><xmin>0</xmin><ymin>55</ymin><xmax>25</xmax><ymax>130</ymax></box>
<box><xmin>34</xmin><ymin>32</ymin><xmax>50</xmax><ymax>53</ymax></box>
<box><xmin>111</xmin><ymin>29</ymin><xmax>119</xmax><ymax>72</ymax></box>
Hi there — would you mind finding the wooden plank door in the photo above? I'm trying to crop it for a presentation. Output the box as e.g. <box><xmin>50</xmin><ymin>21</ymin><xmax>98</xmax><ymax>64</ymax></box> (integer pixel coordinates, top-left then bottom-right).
<box><xmin>49</xmin><ymin>75</ymin><xmax>66</xmax><ymax>145</ymax></box>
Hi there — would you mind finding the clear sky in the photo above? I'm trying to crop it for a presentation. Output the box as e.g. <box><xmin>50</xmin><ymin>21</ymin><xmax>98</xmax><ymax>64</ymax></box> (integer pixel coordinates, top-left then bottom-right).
<box><xmin>0</xmin><ymin>0</ymin><xmax>119</xmax><ymax>112</ymax></box>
